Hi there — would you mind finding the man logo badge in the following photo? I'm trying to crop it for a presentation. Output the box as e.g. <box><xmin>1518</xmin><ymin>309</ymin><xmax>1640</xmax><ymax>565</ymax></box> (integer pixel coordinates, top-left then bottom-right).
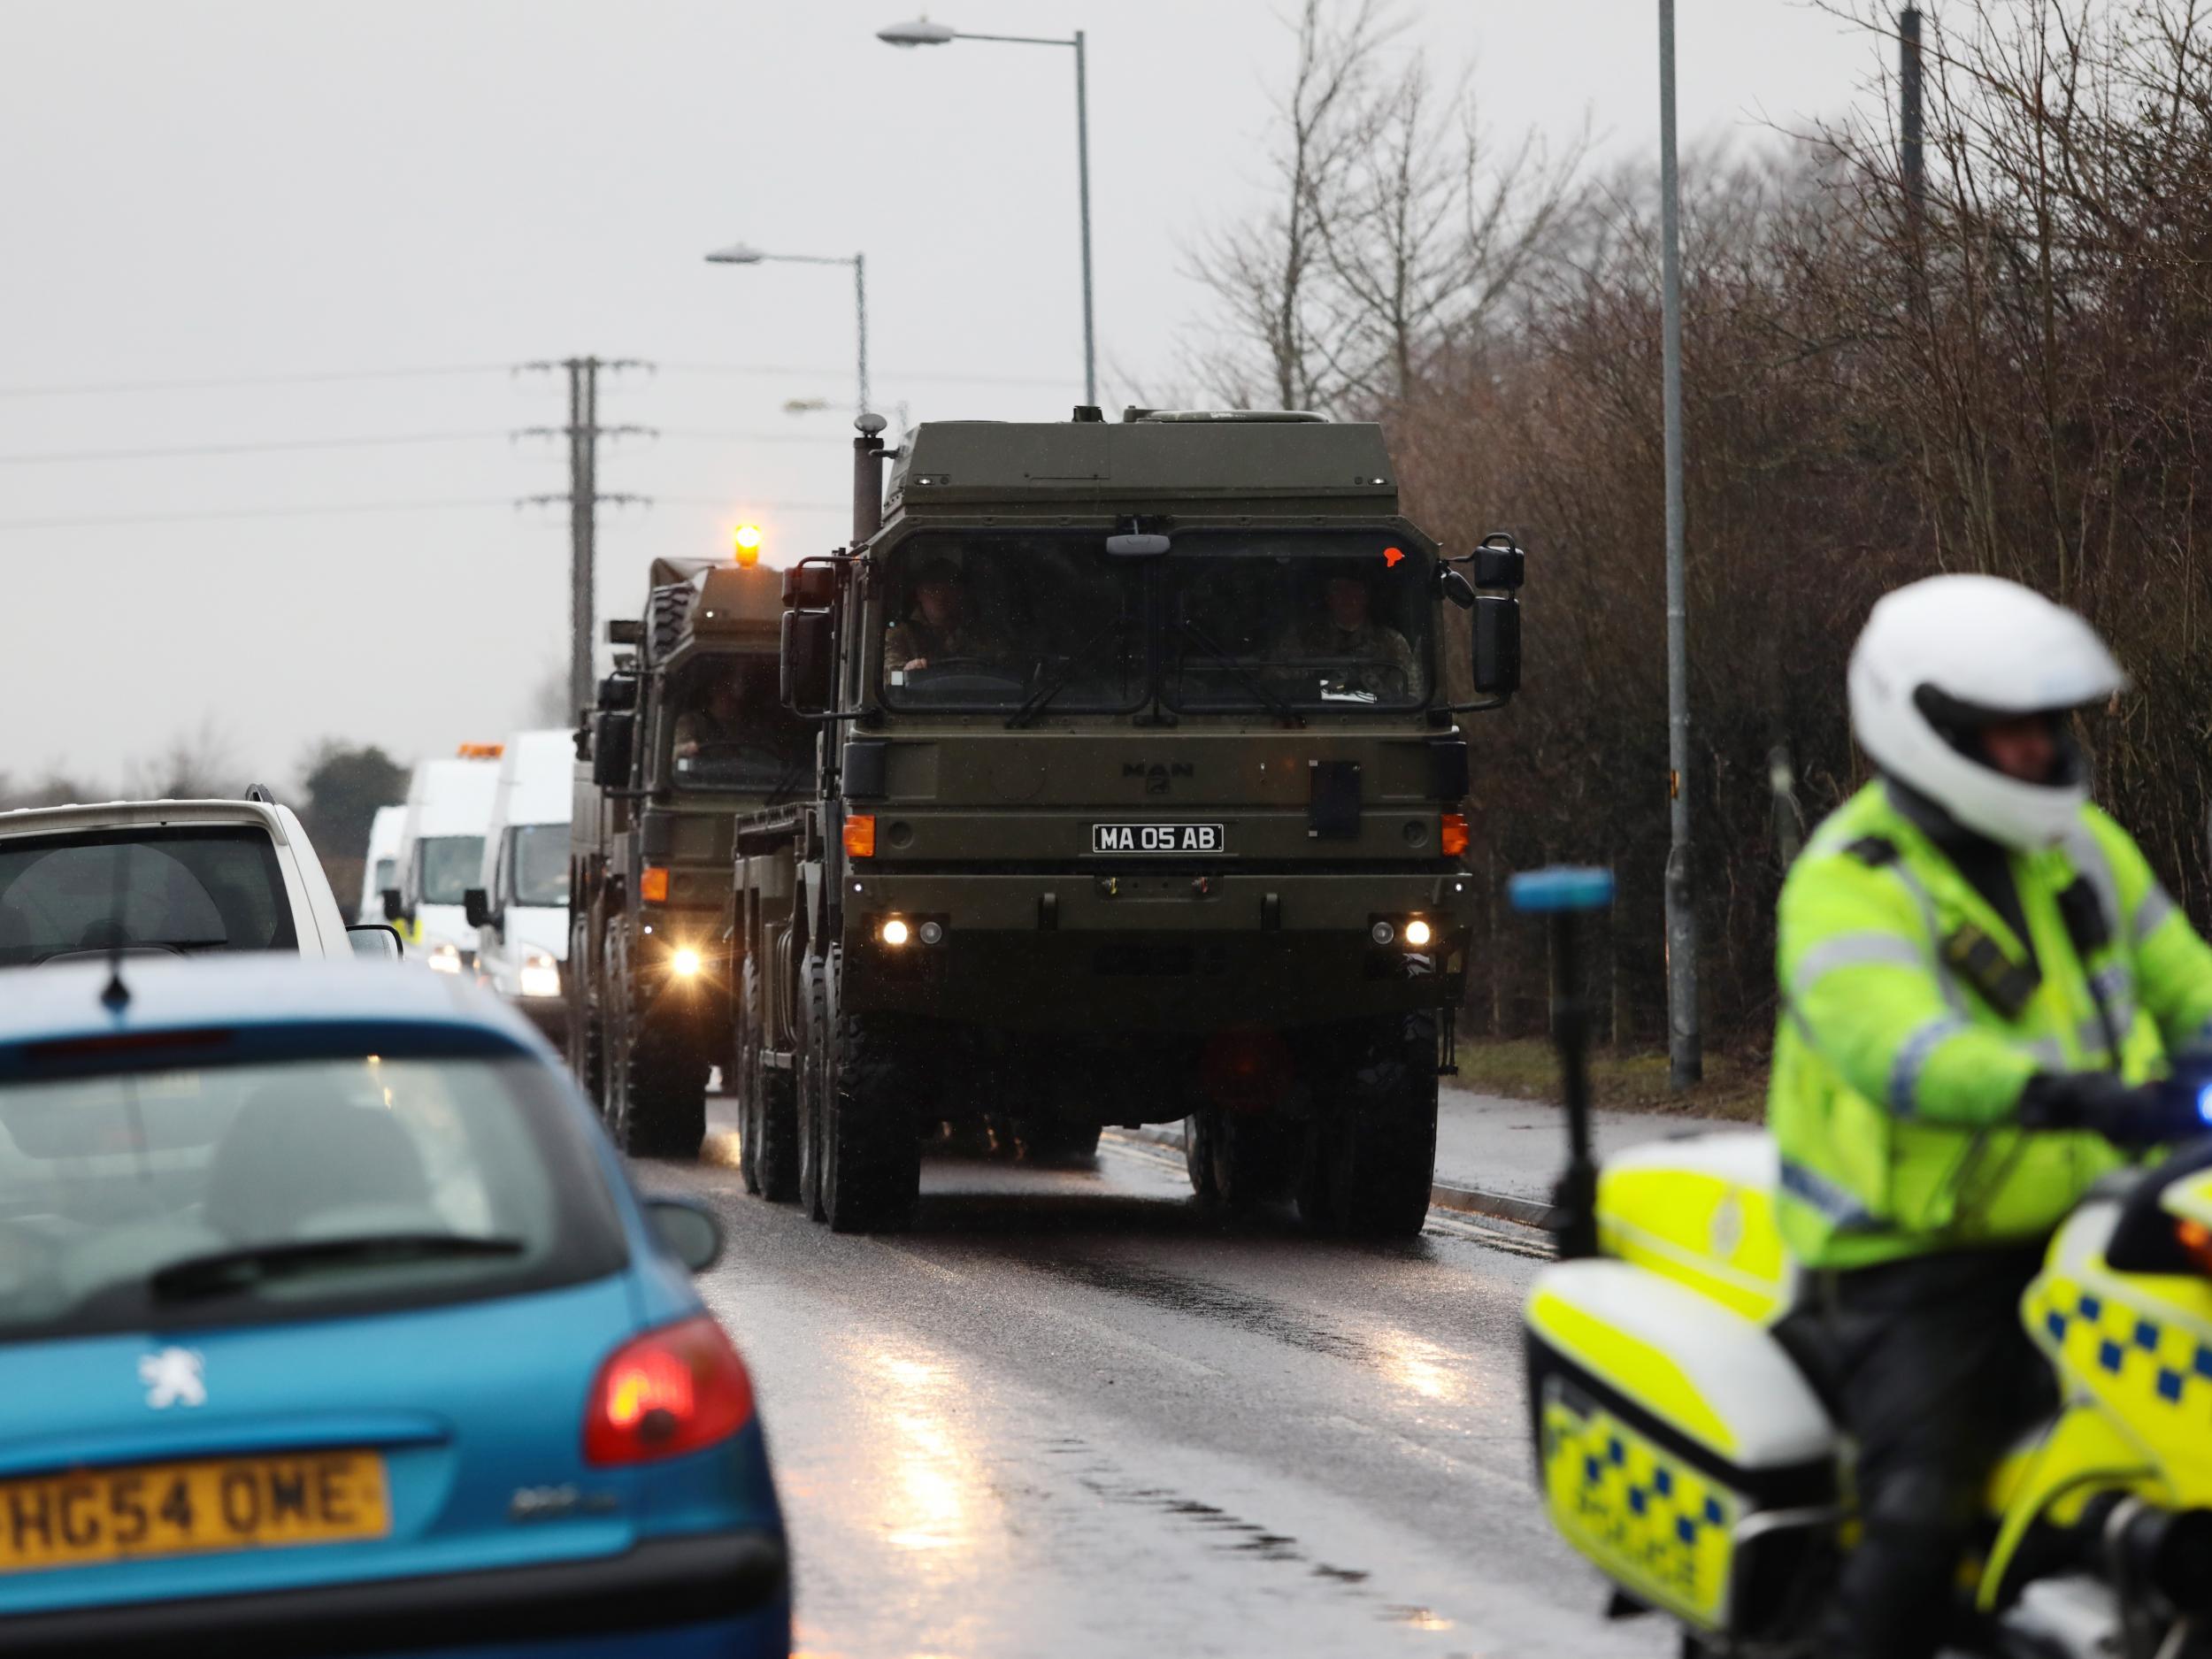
<box><xmin>139</xmin><ymin>1347</ymin><xmax>207</xmax><ymax>1409</ymax></box>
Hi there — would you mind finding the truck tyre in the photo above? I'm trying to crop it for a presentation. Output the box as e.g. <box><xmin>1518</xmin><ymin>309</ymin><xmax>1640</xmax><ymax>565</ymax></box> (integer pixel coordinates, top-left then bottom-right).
<box><xmin>796</xmin><ymin>956</ymin><xmax>828</xmax><ymax>1222</ymax></box>
<box><xmin>820</xmin><ymin>969</ymin><xmax>922</xmax><ymax>1233</ymax></box>
<box><xmin>740</xmin><ymin>956</ymin><xmax>798</xmax><ymax>1202</ymax></box>
<box><xmin>1184</xmin><ymin>1111</ymin><xmax>1219</xmax><ymax>1198</ymax></box>
<box><xmin>1302</xmin><ymin>1011</ymin><xmax>1438</xmax><ymax>1240</ymax></box>
<box><xmin>1209</xmin><ymin>1113</ymin><xmax>1299</xmax><ymax>1210</ymax></box>
<box><xmin>604</xmin><ymin>928</ymin><xmax>707</xmax><ymax>1161</ymax></box>
<box><xmin>646</xmin><ymin>582</ymin><xmax>692</xmax><ymax>664</ymax></box>
<box><xmin>565</xmin><ymin>915</ymin><xmax>604</xmax><ymax>1107</ymax></box>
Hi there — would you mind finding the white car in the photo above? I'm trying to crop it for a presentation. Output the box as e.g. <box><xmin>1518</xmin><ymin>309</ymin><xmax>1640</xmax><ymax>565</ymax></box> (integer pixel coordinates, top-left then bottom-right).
<box><xmin>358</xmin><ymin>803</ymin><xmax>405</xmax><ymax>926</ymax></box>
<box><xmin>0</xmin><ymin>796</ymin><xmax>396</xmax><ymax>965</ymax></box>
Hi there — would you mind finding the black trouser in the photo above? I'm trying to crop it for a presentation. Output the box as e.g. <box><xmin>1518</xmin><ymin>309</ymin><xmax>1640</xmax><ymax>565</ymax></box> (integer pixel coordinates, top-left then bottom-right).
<box><xmin>1805</xmin><ymin>1245</ymin><xmax>2053</xmax><ymax>1659</ymax></box>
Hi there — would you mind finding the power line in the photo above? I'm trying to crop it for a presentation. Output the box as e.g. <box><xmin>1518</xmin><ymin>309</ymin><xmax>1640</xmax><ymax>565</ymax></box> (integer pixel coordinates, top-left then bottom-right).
<box><xmin>0</xmin><ymin>497</ymin><xmax>518</xmax><ymax>532</ymax></box>
<box><xmin>0</xmin><ymin>364</ymin><xmax>513</xmax><ymax>400</ymax></box>
<box><xmin>0</xmin><ymin>431</ymin><xmax>512</xmax><ymax>465</ymax></box>
<box><xmin>661</xmin><ymin>360</ymin><xmax>1071</xmax><ymax>390</ymax></box>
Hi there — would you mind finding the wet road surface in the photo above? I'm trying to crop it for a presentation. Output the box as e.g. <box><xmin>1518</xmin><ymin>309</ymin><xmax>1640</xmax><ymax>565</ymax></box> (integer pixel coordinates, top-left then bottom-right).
<box><xmin>644</xmin><ymin>1127</ymin><xmax>1668</xmax><ymax>1659</ymax></box>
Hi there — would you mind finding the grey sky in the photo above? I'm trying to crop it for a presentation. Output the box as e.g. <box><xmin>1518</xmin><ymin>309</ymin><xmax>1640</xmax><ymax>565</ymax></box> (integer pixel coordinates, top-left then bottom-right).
<box><xmin>0</xmin><ymin>1</ymin><xmax>1885</xmax><ymax>792</ymax></box>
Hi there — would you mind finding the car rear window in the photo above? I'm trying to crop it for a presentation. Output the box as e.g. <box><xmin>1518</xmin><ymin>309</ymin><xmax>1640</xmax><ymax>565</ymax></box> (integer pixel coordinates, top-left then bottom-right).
<box><xmin>0</xmin><ymin>1052</ymin><xmax>627</xmax><ymax>1344</ymax></box>
<box><xmin>0</xmin><ymin>827</ymin><xmax>299</xmax><ymax>968</ymax></box>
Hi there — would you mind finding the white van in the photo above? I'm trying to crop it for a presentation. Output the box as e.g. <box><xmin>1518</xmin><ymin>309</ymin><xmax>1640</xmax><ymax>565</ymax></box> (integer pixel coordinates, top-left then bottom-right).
<box><xmin>384</xmin><ymin>748</ymin><xmax>501</xmax><ymax>975</ymax></box>
<box><xmin>357</xmin><ymin>804</ymin><xmax>405</xmax><ymax>926</ymax></box>
<box><xmin>464</xmin><ymin>729</ymin><xmax>572</xmax><ymax>1036</ymax></box>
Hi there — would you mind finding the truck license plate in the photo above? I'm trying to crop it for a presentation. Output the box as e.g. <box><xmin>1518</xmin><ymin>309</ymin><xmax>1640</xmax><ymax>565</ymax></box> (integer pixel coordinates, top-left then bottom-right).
<box><xmin>1091</xmin><ymin>823</ymin><xmax>1226</xmax><ymax>855</ymax></box>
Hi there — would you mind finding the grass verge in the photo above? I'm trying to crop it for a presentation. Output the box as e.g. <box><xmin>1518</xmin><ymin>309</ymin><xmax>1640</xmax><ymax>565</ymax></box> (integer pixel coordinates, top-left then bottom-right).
<box><xmin>1449</xmin><ymin>1036</ymin><xmax>1769</xmax><ymax>1122</ymax></box>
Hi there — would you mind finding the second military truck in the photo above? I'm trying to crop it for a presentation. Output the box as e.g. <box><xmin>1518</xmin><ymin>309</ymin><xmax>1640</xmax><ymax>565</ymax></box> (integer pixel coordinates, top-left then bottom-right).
<box><xmin>568</xmin><ymin>555</ymin><xmax>817</xmax><ymax>1157</ymax></box>
<box><xmin>728</xmin><ymin>408</ymin><xmax>1523</xmax><ymax>1233</ymax></box>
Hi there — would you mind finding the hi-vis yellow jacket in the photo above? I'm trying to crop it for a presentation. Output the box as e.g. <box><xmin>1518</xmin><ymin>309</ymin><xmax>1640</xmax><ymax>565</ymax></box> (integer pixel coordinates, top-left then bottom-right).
<box><xmin>1770</xmin><ymin>782</ymin><xmax>2212</xmax><ymax>1270</ymax></box>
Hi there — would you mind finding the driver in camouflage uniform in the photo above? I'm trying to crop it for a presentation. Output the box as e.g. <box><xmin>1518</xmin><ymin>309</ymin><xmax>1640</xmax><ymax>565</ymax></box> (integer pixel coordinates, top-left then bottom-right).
<box><xmin>884</xmin><ymin>560</ymin><xmax>1008</xmax><ymax>673</ymax></box>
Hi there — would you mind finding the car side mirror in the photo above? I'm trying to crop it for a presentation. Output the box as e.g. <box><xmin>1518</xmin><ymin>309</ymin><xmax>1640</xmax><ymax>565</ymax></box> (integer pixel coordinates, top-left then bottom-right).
<box><xmin>781</xmin><ymin>609</ymin><xmax>836</xmax><ymax>716</ymax></box>
<box><xmin>641</xmin><ymin>1195</ymin><xmax>723</xmax><ymax>1273</ymax></box>
<box><xmin>346</xmin><ymin>923</ymin><xmax>403</xmax><ymax>961</ymax></box>
<box><xmin>380</xmin><ymin>887</ymin><xmax>407</xmax><ymax>925</ymax></box>
<box><xmin>463</xmin><ymin>887</ymin><xmax>495</xmax><ymax>931</ymax></box>
<box><xmin>592</xmin><ymin>712</ymin><xmax>635</xmax><ymax>789</ymax></box>
<box><xmin>1472</xmin><ymin>595</ymin><xmax>1522</xmax><ymax>698</ymax></box>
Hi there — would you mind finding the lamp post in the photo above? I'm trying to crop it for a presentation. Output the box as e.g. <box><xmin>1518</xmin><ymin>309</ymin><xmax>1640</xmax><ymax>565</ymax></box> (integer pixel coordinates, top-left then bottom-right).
<box><xmin>703</xmin><ymin>243</ymin><xmax>870</xmax><ymax>415</ymax></box>
<box><xmin>877</xmin><ymin>17</ymin><xmax>1095</xmax><ymax>404</ymax></box>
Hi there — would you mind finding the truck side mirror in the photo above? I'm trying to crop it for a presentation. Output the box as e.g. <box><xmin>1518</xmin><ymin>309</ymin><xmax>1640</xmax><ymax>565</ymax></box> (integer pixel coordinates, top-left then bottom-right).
<box><xmin>380</xmin><ymin>887</ymin><xmax>407</xmax><ymax>925</ymax></box>
<box><xmin>1471</xmin><ymin>595</ymin><xmax>1522</xmax><ymax>698</ymax></box>
<box><xmin>463</xmin><ymin>887</ymin><xmax>495</xmax><ymax>931</ymax></box>
<box><xmin>782</xmin><ymin>565</ymin><xmax>839</xmax><ymax>609</ymax></box>
<box><xmin>781</xmin><ymin>610</ymin><xmax>836</xmax><ymax>716</ymax></box>
<box><xmin>592</xmin><ymin>712</ymin><xmax>635</xmax><ymax>789</ymax></box>
<box><xmin>596</xmin><ymin>673</ymin><xmax>638</xmax><ymax>712</ymax></box>
<box><xmin>1470</xmin><ymin>536</ymin><xmax>1525</xmax><ymax>591</ymax></box>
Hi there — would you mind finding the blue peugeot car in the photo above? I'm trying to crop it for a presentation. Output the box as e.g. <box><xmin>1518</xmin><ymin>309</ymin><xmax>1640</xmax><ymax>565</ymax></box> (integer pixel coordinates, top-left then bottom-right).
<box><xmin>0</xmin><ymin>956</ymin><xmax>787</xmax><ymax>1655</ymax></box>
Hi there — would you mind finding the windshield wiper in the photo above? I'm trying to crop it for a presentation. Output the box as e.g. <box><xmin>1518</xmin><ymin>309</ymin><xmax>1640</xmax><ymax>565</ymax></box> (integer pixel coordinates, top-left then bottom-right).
<box><xmin>1006</xmin><ymin>620</ymin><xmax>1133</xmax><ymax>729</ymax></box>
<box><xmin>150</xmin><ymin>1233</ymin><xmax>526</xmax><ymax>1302</ymax></box>
<box><xmin>1170</xmin><ymin>618</ymin><xmax>1306</xmax><ymax>728</ymax></box>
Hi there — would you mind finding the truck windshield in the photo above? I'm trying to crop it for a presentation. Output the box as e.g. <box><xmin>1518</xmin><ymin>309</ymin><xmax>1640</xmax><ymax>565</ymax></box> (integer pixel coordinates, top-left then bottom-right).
<box><xmin>1163</xmin><ymin>532</ymin><xmax>1431</xmax><ymax>711</ymax></box>
<box><xmin>416</xmin><ymin>836</ymin><xmax>482</xmax><ymax>907</ymax></box>
<box><xmin>879</xmin><ymin>534</ymin><xmax>1146</xmax><ymax>714</ymax></box>
<box><xmin>669</xmin><ymin>657</ymin><xmax>816</xmax><ymax>795</ymax></box>
<box><xmin>505</xmin><ymin>826</ymin><xmax>569</xmax><ymax>908</ymax></box>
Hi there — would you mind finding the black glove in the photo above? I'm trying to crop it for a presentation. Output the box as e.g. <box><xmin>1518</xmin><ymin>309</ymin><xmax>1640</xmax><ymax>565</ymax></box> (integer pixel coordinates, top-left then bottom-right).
<box><xmin>2017</xmin><ymin>1071</ymin><xmax>2191</xmax><ymax>1149</ymax></box>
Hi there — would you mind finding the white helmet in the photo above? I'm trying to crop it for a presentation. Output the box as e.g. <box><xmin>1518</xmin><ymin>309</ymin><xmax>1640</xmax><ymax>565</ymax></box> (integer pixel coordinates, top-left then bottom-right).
<box><xmin>1847</xmin><ymin>574</ymin><xmax>2125</xmax><ymax>850</ymax></box>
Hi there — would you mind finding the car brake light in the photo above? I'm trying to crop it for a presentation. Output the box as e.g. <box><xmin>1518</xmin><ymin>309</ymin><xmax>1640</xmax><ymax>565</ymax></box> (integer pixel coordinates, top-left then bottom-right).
<box><xmin>1440</xmin><ymin>813</ymin><xmax>1470</xmax><ymax>858</ymax></box>
<box><xmin>844</xmin><ymin>815</ymin><xmax>877</xmax><ymax>858</ymax></box>
<box><xmin>583</xmin><ymin>1315</ymin><xmax>754</xmax><ymax>1467</ymax></box>
<box><xmin>640</xmin><ymin>866</ymin><xmax>670</xmax><ymax>903</ymax></box>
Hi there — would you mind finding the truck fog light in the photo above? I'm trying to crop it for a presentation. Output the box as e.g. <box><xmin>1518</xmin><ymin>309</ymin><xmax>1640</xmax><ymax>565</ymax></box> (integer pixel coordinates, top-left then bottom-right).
<box><xmin>427</xmin><ymin>942</ymin><xmax>464</xmax><ymax>975</ymax></box>
<box><xmin>879</xmin><ymin>918</ymin><xmax>910</xmax><ymax>948</ymax></box>
<box><xmin>1370</xmin><ymin>920</ymin><xmax>1395</xmax><ymax>945</ymax></box>
<box><xmin>1403</xmin><ymin>918</ymin><xmax>1432</xmax><ymax>949</ymax></box>
<box><xmin>519</xmin><ymin>954</ymin><xmax>562</xmax><ymax>998</ymax></box>
<box><xmin>918</xmin><ymin>920</ymin><xmax>944</xmax><ymax>946</ymax></box>
<box><xmin>671</xmin><ymin>947</ymin><xmax>703</xmax><ymax>978</ymax></box>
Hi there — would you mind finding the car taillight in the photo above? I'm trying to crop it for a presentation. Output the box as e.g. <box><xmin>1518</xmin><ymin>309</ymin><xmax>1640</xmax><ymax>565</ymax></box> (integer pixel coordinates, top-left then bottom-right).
<box><xmin>583</xmin><ymin>1315</ymin><xmax>754</xmax><ymax>1466</ymax></box>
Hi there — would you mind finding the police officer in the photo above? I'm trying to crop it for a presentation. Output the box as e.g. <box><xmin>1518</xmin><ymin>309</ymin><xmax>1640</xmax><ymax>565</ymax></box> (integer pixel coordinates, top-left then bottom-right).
<box><xmin>1770</xmin><ymin>574</ymin><xmax>2212</xmax><ymax>1658</ymax></box>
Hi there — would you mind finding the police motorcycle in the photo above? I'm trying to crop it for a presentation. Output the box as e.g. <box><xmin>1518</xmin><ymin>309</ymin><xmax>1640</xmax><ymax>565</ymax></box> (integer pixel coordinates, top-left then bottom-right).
<box><xmin>1510</xmin><ymin>867</ymin><xmax>2212</xmax><ymax>1659</ymax></box>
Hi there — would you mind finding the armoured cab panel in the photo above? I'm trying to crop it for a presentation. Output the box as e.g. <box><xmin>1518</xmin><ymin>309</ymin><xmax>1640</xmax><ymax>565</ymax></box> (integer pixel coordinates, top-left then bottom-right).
<box><xmin>1597</xmin><ymin>1133</ymin><xmax>1799</xmax><ymax>1325</ymax></box>
<box><xmin>1525</xmin><ymin>1260</ymin><xmax>1836</xmax><ymax>1638</ymax></box>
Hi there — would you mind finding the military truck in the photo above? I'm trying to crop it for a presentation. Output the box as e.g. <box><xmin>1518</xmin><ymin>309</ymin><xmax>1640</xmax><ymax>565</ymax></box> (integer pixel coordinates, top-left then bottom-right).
<box><xmin>567</xmin><ymin>554</ymin><xmax>817</xmax><ymax>1157</ymax></box>
<box><xmin>728</xmin><ymin>408</ymin><xmax>1523</xmax><ymax>1234</ymax></box>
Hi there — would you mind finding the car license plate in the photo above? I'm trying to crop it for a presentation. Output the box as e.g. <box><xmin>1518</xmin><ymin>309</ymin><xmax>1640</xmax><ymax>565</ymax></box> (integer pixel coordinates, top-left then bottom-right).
<box><xmin>0</xmin><ymin>1450</ymin><xmax>388</xmax><ymax>1574</ymax></box>
<box><xmin>1091</xmin><ymin>823</ymin><xmax>1226</xmax><ymax>855</ymax></box>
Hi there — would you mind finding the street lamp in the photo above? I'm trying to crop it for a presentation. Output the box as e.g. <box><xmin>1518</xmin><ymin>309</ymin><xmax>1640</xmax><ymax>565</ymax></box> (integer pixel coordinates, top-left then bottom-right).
<box><xmin>703</xmin><ymin>242</ymin><xmax>870</xmax><ymax>416</ymax></box>
<box><xmin>877</xmin><ymin>16</ymin><xmax>1095</xmax><ymax>404</ymax></box>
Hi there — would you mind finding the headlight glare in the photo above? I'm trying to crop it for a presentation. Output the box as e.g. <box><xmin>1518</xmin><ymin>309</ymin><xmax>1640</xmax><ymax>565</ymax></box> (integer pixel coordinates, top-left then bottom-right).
<box><xmin>879</xmin><ymin>918</ymin><xmax>910</xmax><ymax>948</ymax></box>
<box><xmin>426</xmin><ymin>943</ymin><xmax>463</xmax><ymax>975</ymax></box>
<box><xmin>1404</xmin><ymin>918</ymin><xmax>1433</xmax><ymax>949</ymax></box>
<box><xmin>670</xmin><ymin>947</ymin><xmax>703</xmax><ymax>978</ymax></box>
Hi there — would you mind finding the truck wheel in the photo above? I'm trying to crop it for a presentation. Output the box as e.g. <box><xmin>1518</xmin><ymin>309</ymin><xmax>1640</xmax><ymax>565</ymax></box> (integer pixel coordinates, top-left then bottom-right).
<box><xmin>741</xmin><ymin>956</ymin><xmax>798</xmax><ymax>1202</ymax></box>
<box><xmin>1209</xmin><ymin>1113</ymin><xmax>1299</xmax><ymax>1210</ymax></box>
<box><xmin>565</xmin><ymin>917</ymin><xmax>604</xmax><ymax>1107</ymax></box>
<box><xmin>797</xmin><ymin>956</ymin><xmax>828</xmax><ymax>1222</ymax></box>
<box><xmin>1184</xmin><ymin>1111</ymin><xmax>1219</xmax><ymax>1198</ymax></box>
<box><xmin>1303</xmin><ymin>1012</ymin><xmax>1439</xmax><ymax>1240</ymax></box>
<box><xmin>1016</xmin><ymin>1119</ymin><xmax>1101</xmax><ymax>1166</ymax></box>
<box><xmin>615</xmin><ymin>951</ymin><xmax>708</xmax><ymax>1161</ymax></box>
<box><xmin>821</xmin><ymin>994</ymin><xmax>922</xmax><ymax>1234</ymax></box>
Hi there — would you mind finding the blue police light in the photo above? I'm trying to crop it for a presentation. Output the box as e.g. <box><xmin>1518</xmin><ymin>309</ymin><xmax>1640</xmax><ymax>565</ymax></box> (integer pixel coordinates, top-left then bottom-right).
<box><xmin>2195</xmin><ymin>1080</ymin><xmax>2212</xmax><ymax>1124</ymax></box>
<box><xmin>1508</xmin><ymin>867</ymin><xmax>1617</xmax><ymax>914</ymax></box>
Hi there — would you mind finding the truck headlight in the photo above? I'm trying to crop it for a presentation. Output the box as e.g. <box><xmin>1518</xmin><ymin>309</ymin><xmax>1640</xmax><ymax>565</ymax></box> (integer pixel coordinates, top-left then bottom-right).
<box><xmin>1403</xmin><ymin>918</ymin><xmax>1433</xmax><ymax>949</ymax></box>
<box><xmin>519</xmin><ymin>954</ymin><xmax>562</xmax><ymax>999</ymax></box>
<box><xmin>670</xmin><ymin>946</ymin><xmax>703</xmax><ymax>979</ymax></box>
<box><xmin>879</xmin><ymin>918</ymin><xmax>910</xmax><ymax>948</ymax></box>
<box><xmin>426</xmin><ymin>942</ymin><xmax>464</xmax><ymax>975</ymax></box>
